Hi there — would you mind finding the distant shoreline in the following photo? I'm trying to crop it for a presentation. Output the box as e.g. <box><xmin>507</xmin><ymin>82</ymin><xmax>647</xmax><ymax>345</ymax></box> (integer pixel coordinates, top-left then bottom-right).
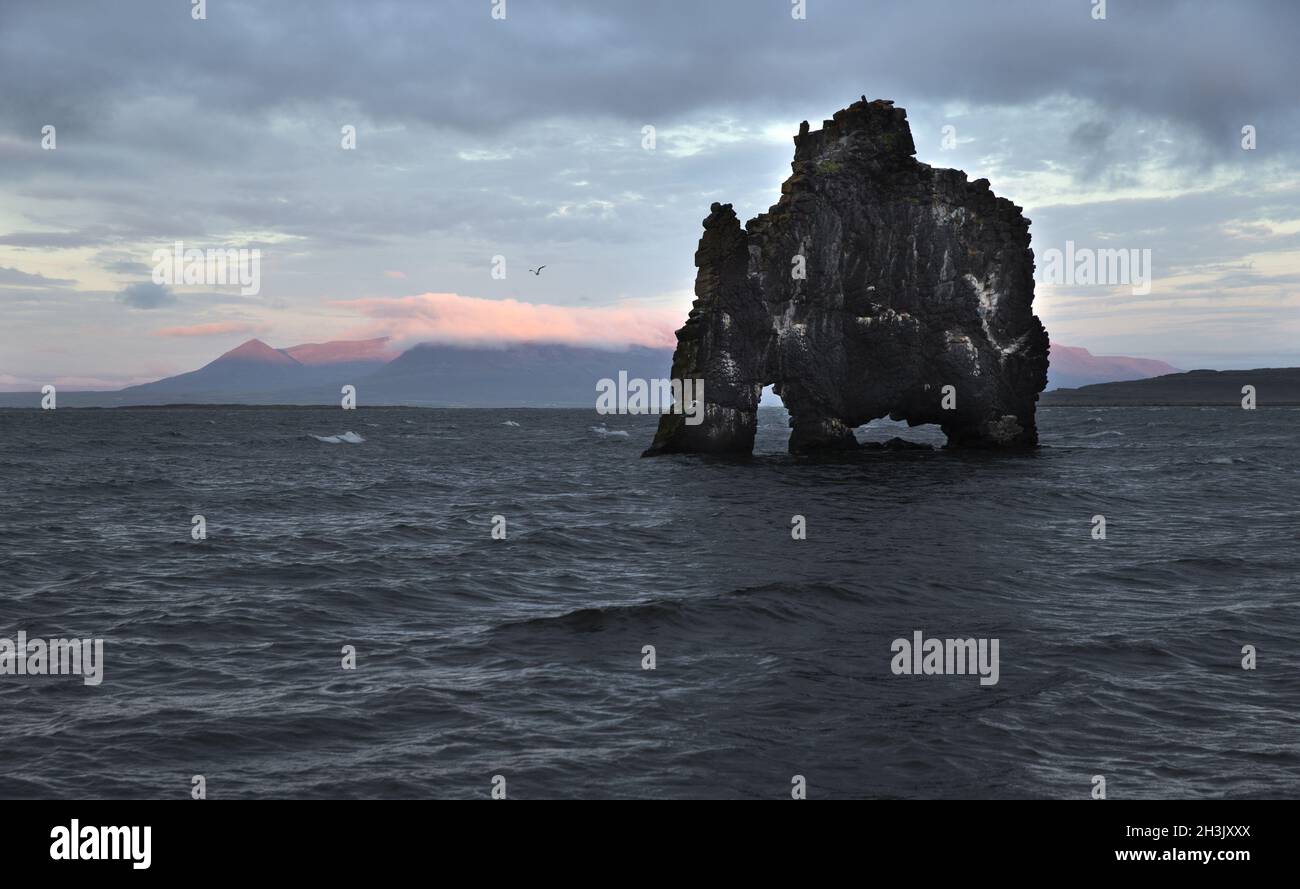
<box><xmin>1038</xmin><ymin>401</ymin><xmax>1300</xmax><ymax>407</ymax></box>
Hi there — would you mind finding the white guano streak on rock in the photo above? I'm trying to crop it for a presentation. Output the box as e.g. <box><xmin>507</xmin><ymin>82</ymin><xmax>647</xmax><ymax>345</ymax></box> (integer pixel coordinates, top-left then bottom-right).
<box><xmin>964</xmin><ymin>272</ymin><xmax>1018</xmax><ymax>358</ymax></box>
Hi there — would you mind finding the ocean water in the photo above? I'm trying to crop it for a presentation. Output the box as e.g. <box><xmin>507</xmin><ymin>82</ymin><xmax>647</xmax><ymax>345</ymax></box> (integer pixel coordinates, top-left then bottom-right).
<box><xmin>0</xmin><ymin>405</ymin><xmax>1296</xmax><ymax>799</ymax></box>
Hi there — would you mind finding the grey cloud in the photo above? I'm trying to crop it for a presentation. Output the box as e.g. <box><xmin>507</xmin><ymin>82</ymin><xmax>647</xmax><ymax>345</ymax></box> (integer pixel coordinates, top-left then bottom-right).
<box><xmin>1030</xmin><ymin>177</ymin><xmax>1300</xmax><ymax>273</ymax></box>
<box><xmin>0</xmin><ymin>2</ymin><xmax>1293</xmax><ymax>257</ymax></box>
<box><xmin>117</xmin><ymin>281</ymin><xmax>176</xmax><ymax>309</ymax></box>
<box><xmin>1067</xmin><ymin>119</ymin><xmax>1118</xmax><ymax>182</ymax></box>
<box><xmin>0</xmin><ymin>266</ymin><xmax>76</xmax><ymax>288</ymax></box>
<box><xmin>1</xmin><ymin>1</ymin><xmax>1297</xmax><ymax>150</ymax></box>
<box><xmin>92</xmin><ymin>251</ymin><xmax>153</xmax><ymax>276</ymax></box>
<box><xmin>1175</xmin><ymin>271</ymin><xmax>1300</xmax><ymax>292</ymax></box>
<box><xmin>0</xmin><ymin>228</ymin><xmax>116</xmax><ymax>249</ymax></box>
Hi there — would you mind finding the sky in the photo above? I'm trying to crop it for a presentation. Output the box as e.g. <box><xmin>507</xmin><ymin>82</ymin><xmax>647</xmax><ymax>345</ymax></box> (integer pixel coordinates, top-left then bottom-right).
<box><xmin>2</xmin><ymin>0</ymin><xmax>1298</xmax><ymax>389</ymax></box>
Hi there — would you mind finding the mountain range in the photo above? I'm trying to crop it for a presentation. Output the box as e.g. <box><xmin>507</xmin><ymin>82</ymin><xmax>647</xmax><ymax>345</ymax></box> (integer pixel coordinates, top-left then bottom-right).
<box><xmin>120</xmin><ymin>337</ymin><xmax>397</xmax><ymax>398</ymax></box>
<box><xmin>0</xmin><ymin>337</ymin><xmax>1227</xmax><ymax>408</ymax></box>
<box><xmin>1</xmin><ymin>338</ymin><xmax>675</xmax><ymax>408</ymax></box>
<box><xmin>1044</xmin><ymin>343</ymin><xmax>1179</xmax><ymax>390</ymax></box>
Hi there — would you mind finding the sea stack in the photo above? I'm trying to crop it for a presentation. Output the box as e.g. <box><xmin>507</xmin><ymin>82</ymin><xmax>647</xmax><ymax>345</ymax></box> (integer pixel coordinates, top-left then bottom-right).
<box><xmin>644</xmin><ymin>98</ymin><xmax>1049</xmax><ymax>456</ymax></box>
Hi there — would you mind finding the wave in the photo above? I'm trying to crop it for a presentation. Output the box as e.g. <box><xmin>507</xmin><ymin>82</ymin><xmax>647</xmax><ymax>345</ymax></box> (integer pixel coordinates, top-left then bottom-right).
<box><xmin>311</xmin><ymin>431</ymin><xmax>365</xmax><ymax>444</ymax></box>
<box><xmin>502</xmin><ymin>420</ymin><xmax>520</xmax><ymax>427</ymax></box>
<box><xmin>589</xmin><ymin>424</ymin><xmax>629</xmax><ymax>439</ymax></box>
<box><xmin>492</xmin><ymin>581</ymin><xmax>866</xmax><ymax>636</ymax></box>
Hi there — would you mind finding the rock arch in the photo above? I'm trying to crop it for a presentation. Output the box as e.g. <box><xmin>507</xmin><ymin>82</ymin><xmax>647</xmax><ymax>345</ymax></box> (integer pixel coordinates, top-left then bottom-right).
<box><xmin>644</xmin><ymin>98</ymin><xmax>1049</xmax><ymax>457</ymax></box>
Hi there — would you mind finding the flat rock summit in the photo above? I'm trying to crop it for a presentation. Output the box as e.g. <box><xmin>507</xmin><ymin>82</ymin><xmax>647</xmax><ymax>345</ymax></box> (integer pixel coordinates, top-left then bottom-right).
<box><xmin>645</xmin><ymin>98</ymin><xmax>1049</xmax><ymax>456</ymax></box>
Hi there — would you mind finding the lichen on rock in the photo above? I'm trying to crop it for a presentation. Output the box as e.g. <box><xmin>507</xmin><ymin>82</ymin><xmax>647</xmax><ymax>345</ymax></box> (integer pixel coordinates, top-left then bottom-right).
<box><xmin>644</xmin><ymin>97</ymin><xmax>1049</xmax><ymax>457</ymax></box>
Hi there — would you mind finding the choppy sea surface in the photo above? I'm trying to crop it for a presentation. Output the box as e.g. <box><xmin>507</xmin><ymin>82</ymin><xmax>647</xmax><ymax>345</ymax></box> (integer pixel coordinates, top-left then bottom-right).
<box><xmin>0</xmin><ymin>405</ymin><xmax>1296</xmax><ymax>799</ymax></box>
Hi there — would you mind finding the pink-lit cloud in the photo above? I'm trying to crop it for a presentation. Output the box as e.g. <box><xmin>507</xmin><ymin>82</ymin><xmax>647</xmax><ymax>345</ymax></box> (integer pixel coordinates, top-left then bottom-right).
<box><xmin>334</xmin><ymin>292</ymin><xmax>681</xmax><ymax>351</ymax></box>
<box><xmin>153</xmin><ymin>321</ymin><xmax>269</xmax><ymax>338</ymax></box>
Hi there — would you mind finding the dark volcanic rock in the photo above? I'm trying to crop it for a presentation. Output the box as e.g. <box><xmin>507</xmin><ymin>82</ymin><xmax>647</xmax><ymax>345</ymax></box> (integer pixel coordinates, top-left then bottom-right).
<box><xmin>644</xmin><ymin>98</ymin><xmax>1049</xmax><ymax>456</ymax></box>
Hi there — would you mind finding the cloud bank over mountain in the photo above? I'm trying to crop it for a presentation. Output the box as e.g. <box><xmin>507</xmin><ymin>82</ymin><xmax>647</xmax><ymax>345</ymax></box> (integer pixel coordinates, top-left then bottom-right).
<box><xmin>336</xmin><ymin>292</ymin><xmax>680</xmax><ymax>351</ymax></box>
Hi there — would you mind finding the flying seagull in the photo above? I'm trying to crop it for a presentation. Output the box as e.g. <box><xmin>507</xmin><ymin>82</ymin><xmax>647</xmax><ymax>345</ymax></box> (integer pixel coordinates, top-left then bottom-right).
<box><xmin>529</xmin><ymin>265</ymin><xmax>546</xmax><ymax>275</ymax></box>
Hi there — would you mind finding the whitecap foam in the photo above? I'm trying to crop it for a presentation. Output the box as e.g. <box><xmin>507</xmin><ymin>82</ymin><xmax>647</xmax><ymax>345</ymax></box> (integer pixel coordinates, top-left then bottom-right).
<box><xmin>502</xmin><ymin>420</ymin><xmax>520</xmax><ymax>427</ymax></box>
<box><xmin>312</xmin><ymin>431</ymin><xmax>365</xmax><ymax>444</ymax></box>
<box><xmin>590</xmin><ymin>425</ymin><xmax>629</xmax><ymax>439</ymax></box>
